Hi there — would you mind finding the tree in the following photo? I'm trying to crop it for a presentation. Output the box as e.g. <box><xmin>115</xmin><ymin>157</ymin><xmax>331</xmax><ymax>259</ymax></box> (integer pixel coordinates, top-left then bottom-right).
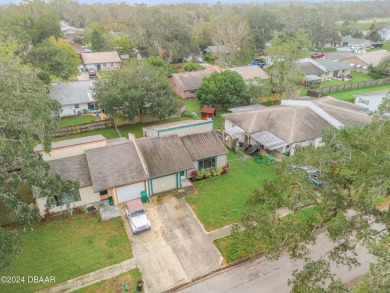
<box><xmin>210</xmin><ymin>13</ymin><xmax>253</xmax><ymax>66</ymax></box>
<box><xmin>265</xmin><ymin>30</ymin><xmax>310</xmax><ymax>97</ymax></box>
<box><xmin>234</xmin><ymin>103</ymin><xmax>390</xmax><ymax>291</ymax></box>
<box><xmin>0</xmin><ymin>62</ymin><xmax>80</xmax><ymax>268</ymax></box>
<box><xmin>146</xmin><ymin>56</ymin><xmax>173</xmax><ymax>75</ymax></box>
<box><xmin>26</xmin><ymin>37</ymin><xmax>80</xmax><ymax>80</ymax></box>
<box><xmin>376</xmin><ymin>56</ymin><xmax>390</xmax><ymax>74</ymax></box>
<box><xmin>90</xmin><ymin>29</ymin><xmax>106</xmax><ymax>52</ymax></box>
<box><xmin>197</xmin><ymin>71</ymin><xmax>250</xmax><ymax>109</ymax></box>
<box><xmin>93</xmin><ymin>61</ymin><xmax>177</xmax><ymax>123</ymax></box>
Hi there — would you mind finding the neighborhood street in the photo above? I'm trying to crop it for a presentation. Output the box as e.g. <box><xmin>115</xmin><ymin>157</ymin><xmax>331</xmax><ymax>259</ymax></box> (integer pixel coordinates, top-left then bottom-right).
<box><xmin>178</xmin><ymin>232</ymin><xmax>374</xmax><ymax>293</ymax></box>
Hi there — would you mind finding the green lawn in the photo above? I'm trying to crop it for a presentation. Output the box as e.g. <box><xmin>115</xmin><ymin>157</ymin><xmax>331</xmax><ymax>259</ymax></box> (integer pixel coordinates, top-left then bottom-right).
<box><xmin>320</xmin><ymin>72</ymin><xmax>375</xmax><ymax>87</ymax></box>
<box><xmin>72</xmin><ymin>268</ymin><xmax>142</xmax><ymax>293</ymax></box>
<box><xmin>0</xmin><ymin>214</ymin><xmax>132</xmax><ymax>293</ymax></box>
<box><xmin>54</xmin><ymin>117</ymin><xmax>192</xmax><ymax>141</ymax></box>
<box><xmin>330</xmin><ymin>84</ymin><xmax>390</xmax><ymax>100</ymax></box>
<box><xmin>186</xmin><ymin>152</ymin><xmax>277</xmax><ymax>231</ymax></box>
<box><xmin>60</xmin><ymin>115</ymin><xmax>98</xmax><ymax>127</ymax></box>
<box><xmin>214</xmin><ymin>206</ymin><xmax>320</xmax><ymax>263</ymax></box>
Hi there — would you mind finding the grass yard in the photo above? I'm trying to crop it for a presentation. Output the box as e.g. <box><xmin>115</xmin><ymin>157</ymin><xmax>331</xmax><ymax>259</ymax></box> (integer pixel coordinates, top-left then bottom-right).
<box><xmin>214</xmin><ymin>206</ymin><xmax>320</xmax><ymax>263</ymax></box>
<box><xmin>60</xmin><ymin>115</ymin><xmax>98</xmax><ymax>127</ymax></box>
<box><xmin>72</xmin><ymin>268</ymin><xmax>142</xmax><ymax>293</ymax></box>
<box><xmin>320</xmin><ymin>72</ymin><xmax>375</xmax><ymax>87</ymax></box>
<box><xmin>54</xmin><ymin>117</ymin><xmax>192</xmax><ymax>141</ymax></box>
<box><xmin>186</xmin><ymin>152</ymin><xmax>277</xmax><ymax>231</ymax></box>
<box><xmin>0</xmin><ymin>214</ymin><xmax>132</xmax><ymax>293</ymax></box>
<box><xmin>330</xmin><ymin>84</ymin><xmax>390</xmax><ymax>100</ymax></box>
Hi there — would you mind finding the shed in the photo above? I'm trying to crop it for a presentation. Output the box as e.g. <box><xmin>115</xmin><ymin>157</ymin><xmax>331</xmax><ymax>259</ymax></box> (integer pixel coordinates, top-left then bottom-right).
<box><xmin>201</xmin><ymin>108</ymin><xmax>216</xmax><ymax>120</ymax></box>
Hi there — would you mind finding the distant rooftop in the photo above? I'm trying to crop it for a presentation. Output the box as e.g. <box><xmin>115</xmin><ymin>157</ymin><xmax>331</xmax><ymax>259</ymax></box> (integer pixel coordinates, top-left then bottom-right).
<box><xmin>47</xmin><ymin>80</ymin><xmax>95</xmax><ymax>106</ymax></box>
<box><xmin>143</xmin><ymin>119</ymin><xmax>211</xmax><ymax>131</ymax></box>
<box><xmin>228</xmin><ymin>104</ymin><xmax>265</xmax><ymax>113</ymax></box>
<box><xmin>34</xmin><ymin>135</ymin><xmax>106</xmax><ymax>152</ymax></box>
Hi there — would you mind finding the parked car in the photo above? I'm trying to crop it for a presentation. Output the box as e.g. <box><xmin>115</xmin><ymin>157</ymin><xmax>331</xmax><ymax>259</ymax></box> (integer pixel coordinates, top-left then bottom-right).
<box><xmin>291</xmin><ymin>165</ymin><xmax>323</xmax><ymax>187</ymax></box>
<box><xmin>195</xmin><ymin>57</ymin><xmax>204</xmax><ymax>63</ymax></box>
<box><xmin>311</xmin><ymin>52</ymin><xmax>325</xmax><ymax>59</ymax></box>
<box><xmin>125</xmin><ymin>199</ymin><xmax>151</xmax><ymax>234</ymax></box>
<box><xmin>88</xmin><ymin>69</ymin><xmax>97</xmax><ymax>79</ymax></box>
<box><xmin>249</xmin><ymin>60</ymin><xmax>266</xmax><ymax>68</ymax></box>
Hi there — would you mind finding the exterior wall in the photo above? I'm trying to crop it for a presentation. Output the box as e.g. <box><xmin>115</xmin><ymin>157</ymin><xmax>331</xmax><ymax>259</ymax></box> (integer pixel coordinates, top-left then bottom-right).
<box><xmin>158</xmin><ymin>122</ymin><xmax>213</xmax><ymax>137</ymax></box>
<box><xmin>143</xmin><ymin>128</ymin><xmax>158</xmax><ymax>137</ymax></box>
<box><xmin>290</xmin><ymin>137</ymin><xmax>323</xmax><ymax>156</ymax></box>
<box><xmin>224</xmin><ymin>119</ymin><xmax>234</xmax><ymax>130</ymax></box>
<box><xmin>355</xmin><ymin>95</ymin><xmax>384</xmax><ymax>112</ymax></box>
<box><xmin>216</xmin><ymin>154</ymin><xmax>227</xmax><ymax>167</ymax></box>
<box><xmin>61</xmin><ymin>103</ymin><xmax>90</xmax><ymax>117</ymax></box>
<box><xmin>320</xmin><ymin>69</ymin><xmax>352</xmax><ymax>80</ymax></box>
<box><xmin>151</xmin><ymin>174</ymin><xmax>177</xmax><ymax>194</ymax></box>
<box><xmin>116</xmin><ymin>181</ymin><xmax>146</xmax><ymax>204</ymax></box>
<box><xmin>36</xmin><ymin>186</ymin><xmax>100</xmax><ymax>216</ymax></box>
<box><xmin>40</xmin><ymin>140</ymin><xmax>107</xmax><ymax>161</ymax></box>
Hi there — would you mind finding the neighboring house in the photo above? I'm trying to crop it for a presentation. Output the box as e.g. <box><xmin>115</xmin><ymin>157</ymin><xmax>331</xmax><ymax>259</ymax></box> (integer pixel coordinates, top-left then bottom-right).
<box><xmin>78</xmin><ymin>51</ymin><xmax>122</xmax><ymax>72</ymax></box>
<box><xmin>142</xmin><ymin>119</ymin><xmax>213</xmax><ymax>138</ymax></box>
<box><xmin>136</xmin><ymin>51</ymin><xmax>150</xmax><ymax>60</ymax></box>
<box><xmin>228</xmin><ymin>104</ymin><xmax>265</xmax><ymax>113</ymax></box>
<box><xmin>341</xmin><ymin>50</ymin><xmax>390</xmax><ymax>72</ymax></box>
<box><xmin>47</xmin><ymin>80</ymin><xmax>96</xmax><ymax>116</ymax></box>
<box><xmin>354</xmin><ymin>90</ymin><xmax>388</xmax><ymax>112</ymax></box>
<box><xmin>169</xmin><ymin>66</ymin><xmax>222</xmax><ymax>99</ymax></box>
<box><xmin>224</xmin><ymin>65</ymin><xmax>269</xmax><ymax>81</ymax></box>
<box><xmin>60</xmin><ymin>20</ymin><xmax>83</xmax><ymax>41</ymax></box>
<box><xmin>203</xmin><ymin>45</ymin><xmax>230</xmax><ymax>57</ymax></box>
<box><xmin>34</xmin><ymin>129</ymin><xmax>227</xmax><ymax>215</ymax></box>
<box><xmin>222</xmin><ymin>96</ymin><xmax>371</xmax><ymax>156</ymax></box>
<box><xmin>69</xmin><ymin>42</ymin><xmax>84</xmax><ymax>54</ymax></box>
<box><xmin>298</xmin><ymin>58</ymin><xmax>352</xmax><ymax>80</ymax></box>
<box><xmin>339</xmin><ymin>36</ymin><xmax>371</xmax><ymax>48</ymax></box>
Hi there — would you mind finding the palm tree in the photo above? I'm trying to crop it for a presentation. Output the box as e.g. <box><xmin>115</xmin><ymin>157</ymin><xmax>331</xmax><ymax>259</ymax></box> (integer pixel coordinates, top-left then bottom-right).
<box><xmin>376</xmin><ymin>56</ymin><xmax>390</xmax><ymax>74</ymax></box>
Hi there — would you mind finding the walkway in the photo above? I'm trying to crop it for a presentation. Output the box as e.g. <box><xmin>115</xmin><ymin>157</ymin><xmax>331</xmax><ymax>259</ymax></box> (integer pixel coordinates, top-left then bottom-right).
<box><xmin>37</xmin><ymin>258</ymin><xmax>136</xmax><ymax>293</ymax></box>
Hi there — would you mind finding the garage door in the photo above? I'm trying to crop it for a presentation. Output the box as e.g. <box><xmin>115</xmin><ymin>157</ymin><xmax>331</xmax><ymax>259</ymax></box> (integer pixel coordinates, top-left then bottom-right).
<box><xmin>152</xmin><ymin>174</ymin><xmax>177</xmax><ymax>194</ymax></box>
<box><xmin>116</xmin><ymin>182</ymin><xmax>145</xmax><ymax>204</ymax></box>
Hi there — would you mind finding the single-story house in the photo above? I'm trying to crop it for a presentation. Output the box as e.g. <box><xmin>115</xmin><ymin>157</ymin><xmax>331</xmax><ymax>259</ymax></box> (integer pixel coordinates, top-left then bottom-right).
<box><xmin>341</xmin><ymin>50</ymin><xmax>390</xmax><ymax>72</ymax></box>
<box><xmin>136</xmin><ymin>51</ymin><xmax>150</xmax><ymax>60</ymax></box>
<box><xmin>225</xmin><ymin>65</ymin><xmax>269</xmax><ymax>81</ymax></box>
<box><xmin>34</xmin><ymin>129</ymin><xmax>227</xmax><ymax>215</ymax></box>
<box><xmin>298</xmin><ymin>58</ymin><xmax>352</xmax><ymax>80</ymax></box>
<box><xmin>47</xmin><ymin>80</ymin><xmax>96</xmax><ymax>117</ymax></box>
<box><xmin>201</xmin><ymin>107</ymin><xmax>216</xmax><ymax>120</ymax></box>
<box><xmin>142</xmin><ymin>119</ymin><xmax>213</xmax><ymax>137</ymax></box>
<box><xmin>78</xmin><ymin>51</ymin><xmax>122</xmax><ymax>72</ymax></box>
<box><xmin>339</xmin><ymin>36</ymin><xmax>371</xmax><ymax>48</ymax></box>
<box><xmin>61</xmin><ymin>20</ymin><xmax>83</xmax><ymax>41</ymax></box>
<box><xmin>203</xmin><ymin>45</ymin><xmax>230</xmax><ymax>57</ymax></box>
<box><xmin>169</xmin><ymin>66</ymin><xmax>222</xmax><ymax>99</ymax></box>
<box><xmin>222</xmin><ymin>96</ymin><xmax>371</xmax><ymax>156</ymax></box>
<box><xmin>354</xmin><ymin>90</ymin><xmax>388</xmax><ymax>112</ymax></box>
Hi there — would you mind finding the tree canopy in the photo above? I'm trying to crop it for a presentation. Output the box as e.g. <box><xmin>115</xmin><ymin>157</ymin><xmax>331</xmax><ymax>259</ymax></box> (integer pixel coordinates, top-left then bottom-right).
<box><xmin>196</xmin><ymin>71</ymin><xmax>250</xmax><ymax>109</ymax></box>
<box><xmin>93</xmin><ymin>61</ymin><xmax>178</xmax><ymax>122</ymax></box>
<box><xmin>234</xmin><ymin>100</ymin><xmax>390</xmax><ymax>291</ymax></box>
<box><xmin>0</xmin><ymin>62</ymin><xmax>80</xmax><ymax>268</ymax></box>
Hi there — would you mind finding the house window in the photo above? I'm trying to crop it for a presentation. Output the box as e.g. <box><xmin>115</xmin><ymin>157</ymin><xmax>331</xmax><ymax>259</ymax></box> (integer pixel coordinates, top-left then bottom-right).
<box><xmin>99</xmin><ymin>190</ymin><xmax>108</xmax><ymax>196</ymax></box>
<box><xmin>198</xmin><ymin>157</ymin><xmax>216</xmax><ymax>169</ymax></box>
<box><xmin>102</xmin><ymin>63</ymin><xmax>107</xmax><ymax>67</ymax></box>
<box><xmin>54</xmin><ymin>193</ymin><xmax>80</xmax><ymax>207</ymax></box>
<box><xmin>110</xmin><ymin>63</ymin><xmax>115</xmax><ymax>67</ymax></box>
<box><xmin>75</xmin><ymin>104</ymin><xmax>80</xmax><ymax>109</ymax></box>
<box><xmin>359</xmin><ymin>98</ymin><xmax>369</xmax><ymax>105</ymax></box>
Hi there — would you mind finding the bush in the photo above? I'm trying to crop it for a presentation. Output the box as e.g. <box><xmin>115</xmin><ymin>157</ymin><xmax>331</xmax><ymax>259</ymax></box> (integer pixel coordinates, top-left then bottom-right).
<box><xmin>74</xmin><ymin>206</ymin><xmax>85</xmax><ymax>214</ymax></box>
<box><xmin>184</xmin><ymin>62</ymin><xmax>202</xmax><ymax>72</ymax></box>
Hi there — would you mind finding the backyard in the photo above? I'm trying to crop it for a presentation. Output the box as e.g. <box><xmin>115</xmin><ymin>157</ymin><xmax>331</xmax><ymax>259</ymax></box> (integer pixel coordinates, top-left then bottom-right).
<box><xmin>330</xmin><ymin>84</ymin><xmax>390</xmax><ymax>100</ymax></box>
<box><xmin>0</xmin><ymin>214</ymin><xmax>132</xmax><ymax>293</ymax></box>
<box><xmin>72</xmin><ymin>268</ymin><xmax>142</xmax><ymax>293</ymax></box>
<box><xmin>60</xmin><ymin>115</ymin><xmax>97</xmax><ymax>127</ymax></box>
<box><xmin>319</xmin><ymin>72</ymin><xmax>376</xmax><ymax>87</ymax></box>
<box><xmin>186</xmin><ymin>151</ymin><xmax>277</xmax><ymax>231</ymax></box>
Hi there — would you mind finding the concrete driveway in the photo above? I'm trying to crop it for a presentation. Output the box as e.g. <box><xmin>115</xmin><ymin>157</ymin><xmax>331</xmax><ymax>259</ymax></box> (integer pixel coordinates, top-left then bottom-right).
<box><xmin>122</xmin><ymin>189</ymin><xmax>223</xmax><ymax>293</ymax></box>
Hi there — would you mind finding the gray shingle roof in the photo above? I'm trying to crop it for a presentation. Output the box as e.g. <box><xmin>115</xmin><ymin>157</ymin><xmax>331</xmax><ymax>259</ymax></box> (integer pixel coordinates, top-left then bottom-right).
<box><xmin>48</xmin><ymin>155</ymin><xmax>92</xmax><ymax>188</ymax></box>
<box><xmin>34</xmin><ymin>135</ymin><xmax>106</xmax><ymax>152</ymax></box>
<box><xmin>86</xmin><ymin>141</ymin><xmax>148</xmax><ymax>192</ymax></box>
<box><xmin>136</xmin><ymin>136</ymin><xmax>194</xmax><ymax>178</ymax></box>
<box><xmin>316</xmin><ymin>59</ymin><xmax>353</xmax><ymax>71</ymax></box>
<box><xmin>299</xmin><ymin>62</ymin><xmax>325</xmax><ymax>76</ymax></box>
<box><xmin>81</xmin><ymin>51</ymin><xmax>121</xmax><ymax>65</ymax></box>
<box><xmin>180</xmin><ymin>132</ymin><xmax>227</xmax><ymax>161</ymax></box>
<box><xmin>225</xmin><ymin>66</ymin><xmax>269</xmax><ymax>80</ymax></box>
<box><xmin>142</xmin><ymin>119</ymin><xmax>208</xmax><ymax>131</ymax></box>
<box><xmin>228</xmin><ymin>104</ymin><xmax>265</xmax><ymax>113</ymax></box>
<box><xmin>47</xmin><ymin>81</ymin><xmax>95</xmax><ymax>106</ymax></box>
<box><xmin>170</xmin><ymin>70</ymin><xmax>215</xmax><ymax>91</ymax></box>
<box><xmin>312</xmin><ymin>97</ymin><xmax>372</xmax><ymax>127</ymax></box>
<box><xmin>222</xmin><ymin>106</ymin><xmax>331</xmax><ymax>144</ymax></box>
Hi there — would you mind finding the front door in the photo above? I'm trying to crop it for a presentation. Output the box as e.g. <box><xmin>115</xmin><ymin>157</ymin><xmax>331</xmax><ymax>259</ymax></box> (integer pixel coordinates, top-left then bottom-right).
<box><xmin>180</xmin><ymin>171</ymin><xmax>186</xmax><ymax>179</ymax></box>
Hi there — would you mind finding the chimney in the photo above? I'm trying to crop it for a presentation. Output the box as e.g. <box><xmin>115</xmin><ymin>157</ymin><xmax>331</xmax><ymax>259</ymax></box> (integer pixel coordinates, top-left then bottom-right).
<box><xmin>128</xmin><ymin>133</ymin><xmax>136</xmax><ymax>141</ymax></box>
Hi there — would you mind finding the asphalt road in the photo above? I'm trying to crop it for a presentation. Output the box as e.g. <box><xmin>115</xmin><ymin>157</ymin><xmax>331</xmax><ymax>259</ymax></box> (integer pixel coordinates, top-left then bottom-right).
<box><xmin>178</xmin><ymin>233</ymin><xmax>374</xmax><ymax>293</ymax></box>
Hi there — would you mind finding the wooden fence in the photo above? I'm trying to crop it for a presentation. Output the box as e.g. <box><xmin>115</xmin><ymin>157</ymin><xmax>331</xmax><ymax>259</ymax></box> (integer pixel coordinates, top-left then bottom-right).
<box><xmin>308</xmin><ymin>78</ymin><xmax>390</xmax><ymax>97</ymax></box>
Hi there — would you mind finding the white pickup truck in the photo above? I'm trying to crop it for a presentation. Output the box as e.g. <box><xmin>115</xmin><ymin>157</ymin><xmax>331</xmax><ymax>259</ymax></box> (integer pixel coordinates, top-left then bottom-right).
<box><xmin>125</xmin><ymin>199</ymin><xmax>151</xmax><ymax>235</ymax></box>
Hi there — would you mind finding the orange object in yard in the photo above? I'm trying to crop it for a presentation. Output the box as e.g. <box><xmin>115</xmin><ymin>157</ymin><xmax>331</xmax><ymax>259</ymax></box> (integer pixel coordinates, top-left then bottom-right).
<box><xmin>201</xmin><ymin>107</ymin><xmax>216</xmax><ymax>120</ymax></box>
